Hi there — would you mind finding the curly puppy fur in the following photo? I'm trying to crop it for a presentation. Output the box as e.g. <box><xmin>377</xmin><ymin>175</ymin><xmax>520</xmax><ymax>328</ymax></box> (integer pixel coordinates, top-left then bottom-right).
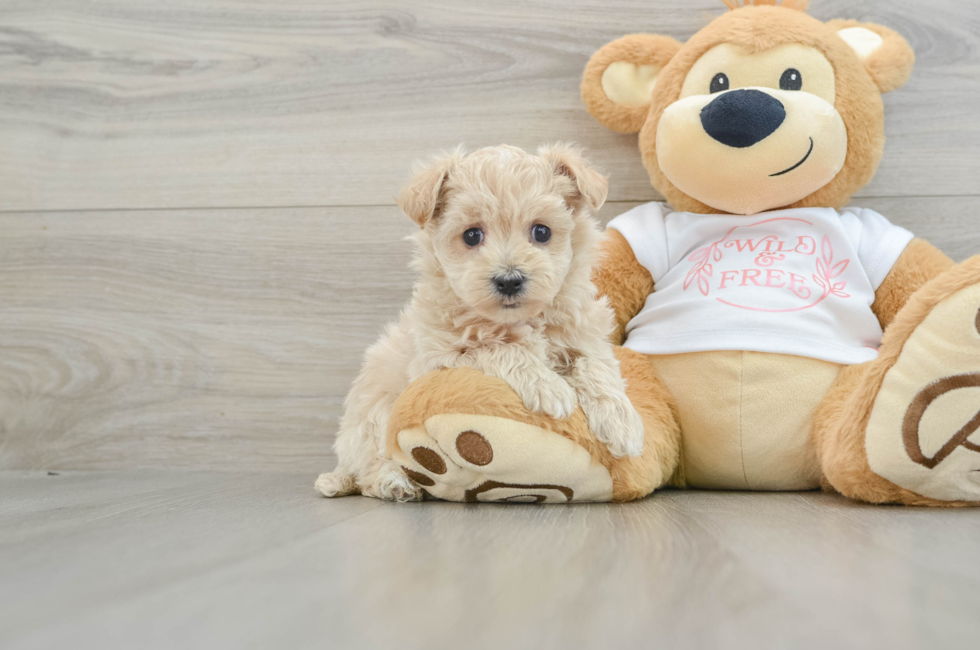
<box><xmin>317</xmin><ymin>144</ymin><xmax>646</xmax><ymax>501</ymax></box>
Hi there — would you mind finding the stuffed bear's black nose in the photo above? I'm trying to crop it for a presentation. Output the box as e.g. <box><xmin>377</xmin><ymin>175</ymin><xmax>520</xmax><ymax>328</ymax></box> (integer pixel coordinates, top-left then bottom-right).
<box><xmin>700</xmin><ymin>89</ymin><xmax>786</xmax><ymax>148</ymax></box>
<box><xmin>493</xmin><ymin>273</ymin><xmax>525</xmax><ymax>297</ymax></box>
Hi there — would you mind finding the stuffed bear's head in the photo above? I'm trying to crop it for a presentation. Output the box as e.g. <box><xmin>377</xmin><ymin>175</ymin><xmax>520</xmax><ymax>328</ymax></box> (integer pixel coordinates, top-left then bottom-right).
<box><xmin>582</xmin><ymin>0</ymin><xmax>915</xmax><ymax>215</ymax></box>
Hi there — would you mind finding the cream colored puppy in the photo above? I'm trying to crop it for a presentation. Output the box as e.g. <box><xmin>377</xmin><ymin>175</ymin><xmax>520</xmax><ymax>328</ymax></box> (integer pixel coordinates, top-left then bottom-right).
<box><xmin>316</xmin><ymin>144</ymin><xmax>644</xmax><ymax>501</ymax></box>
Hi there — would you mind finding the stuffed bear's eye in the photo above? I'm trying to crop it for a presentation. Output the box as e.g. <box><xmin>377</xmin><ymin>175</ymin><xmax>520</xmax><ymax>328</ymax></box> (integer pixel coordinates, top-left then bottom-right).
<box><xmin>531</xmin><ymin>224</ymin><xmax>551</xmax><ymax>244</ymax></box>
<box><xmin>463</xmin><ymin>228</ymin><xmax>484</xmax><ymax>247</ymax></box>
<box><xmin>710</xmin><ymin>73</ymin><xmax>729</xmax><ymax>93</ymax></box>
<box><xmin>780</xmin><ymin>68</ymin><xmax>803</xmax><ymax>91</ymax></box>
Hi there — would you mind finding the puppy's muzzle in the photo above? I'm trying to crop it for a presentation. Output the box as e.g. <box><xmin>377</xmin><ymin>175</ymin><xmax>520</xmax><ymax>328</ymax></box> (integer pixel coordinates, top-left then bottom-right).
<box><xmin>492</xmin><ymin>271</ymin><xmax>526</xmax><ymax>298</ymax></box>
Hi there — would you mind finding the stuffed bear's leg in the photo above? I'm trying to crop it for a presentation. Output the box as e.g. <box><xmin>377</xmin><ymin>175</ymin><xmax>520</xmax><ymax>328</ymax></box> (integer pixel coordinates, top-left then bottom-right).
<box><xmin>385</xmin><ymin>348</ymin><xmax>681</xmax><ymax>503</ymax></box>
<box><xmin>813</xmin><ymin>256</ymin><xmax>980</xmax><ymax>506</ymax></box>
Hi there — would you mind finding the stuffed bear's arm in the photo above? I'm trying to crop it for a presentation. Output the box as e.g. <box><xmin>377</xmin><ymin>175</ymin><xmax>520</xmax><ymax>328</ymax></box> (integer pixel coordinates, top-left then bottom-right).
<box><xmin>592</xmin><ymin>229</ymin><xmax>655</xmax><ymax>345</ymax></box>
<box><xmin>872</xmin><ymin>238</ymin><xmax>955</xmax><ymax>328</ymax></box>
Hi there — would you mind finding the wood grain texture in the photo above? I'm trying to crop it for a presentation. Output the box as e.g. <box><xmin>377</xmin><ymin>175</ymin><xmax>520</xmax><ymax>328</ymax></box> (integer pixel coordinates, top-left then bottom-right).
<box><xmin>1</xmin><ymin>471</ymin><xmax>978</xmax><ymax>649</ymax></box>
<box><xmin>2</xmin><ymin>197</ymin><xmax>978</xmax><ymax>471</ymax></box>
<box><xmin>0</xmin><ymin>0</ymin><xmax>978</xmax><ymax>211</ymax></box>
<box><xmin>0</xmin><ymin>205</ymin><xmax>415</xmax><ymax>471</ymax></box>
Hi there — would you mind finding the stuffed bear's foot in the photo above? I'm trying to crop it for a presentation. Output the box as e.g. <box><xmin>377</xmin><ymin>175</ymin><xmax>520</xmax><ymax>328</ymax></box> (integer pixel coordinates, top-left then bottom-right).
<box><xmin>384</xmin><ymin>348</ymin><xmax>682</xmax><ymax>503</ymax></box>
<box><xmin>864</xmin><ymin>280</ymin><xmax>980</xmax><ymax>502</ymax></box>
<box><xmin>817</xmin><ymin>257</ymin><xmax>980</xmax><ymax>506</ymax></box>
<box><xmin>392</xmin><ymin>414</ymin><xmax>615</xmax><ymax>503</ymax></box>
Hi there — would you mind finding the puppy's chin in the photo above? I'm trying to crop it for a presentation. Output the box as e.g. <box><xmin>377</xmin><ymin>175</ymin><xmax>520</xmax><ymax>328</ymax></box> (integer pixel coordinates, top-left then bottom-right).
<box><xmin>470</xmin><ymin>297</ymin><xmax>545</xmax><ymax>324</ymax></box>
<box><xmin>491</xmin><ymin>304</ymin><xmax>535</xmax><ymax>324</ymax></box>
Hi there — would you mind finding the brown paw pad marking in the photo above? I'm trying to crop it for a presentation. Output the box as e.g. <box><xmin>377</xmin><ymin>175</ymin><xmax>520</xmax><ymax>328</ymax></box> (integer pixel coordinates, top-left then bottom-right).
<box><xmin>465</xmin><ymin>480</ymin><xmax>574</xmax><ymax>503</ymax></box>
<box><xmin>411</xmin><ymin>447</ymin><xmax>446</xmax><ymax>474</ymax></box>
<box><xmin>401</xmin><ymin>468</ymin><xmax>435</xmax><ymax>487</ymax></box>
<box><xmin>903</xmin><ymin>373</ymin><xmax>980</xmax><ymax>469</ymax></box>
<box><xmin>455</xmin><ymin>430</ymin><xmax>493</xmax><ymax>466</ymax></box>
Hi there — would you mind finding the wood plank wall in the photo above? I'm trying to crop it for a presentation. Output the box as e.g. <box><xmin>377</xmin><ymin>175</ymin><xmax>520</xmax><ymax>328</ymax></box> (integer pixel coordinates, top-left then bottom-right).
<box><xmin>1</xmin><ymin>0</ymin><xmax>978</xmax><ymax>471</ymax></box>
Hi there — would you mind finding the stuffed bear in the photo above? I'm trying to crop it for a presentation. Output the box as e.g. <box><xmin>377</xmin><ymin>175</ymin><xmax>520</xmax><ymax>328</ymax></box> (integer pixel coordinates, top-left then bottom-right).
<box><xmin>385</xmin><ymin>0</ymin><xmax>980</xmax><ymax>506</ymax></box>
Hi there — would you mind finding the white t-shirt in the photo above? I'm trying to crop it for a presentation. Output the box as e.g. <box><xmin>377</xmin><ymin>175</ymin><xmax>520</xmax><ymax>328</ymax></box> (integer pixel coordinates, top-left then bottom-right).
<box><xmin>607</xmin><ymin>203</ymin><xmax>914</xmax><ymax>365</ymax></box>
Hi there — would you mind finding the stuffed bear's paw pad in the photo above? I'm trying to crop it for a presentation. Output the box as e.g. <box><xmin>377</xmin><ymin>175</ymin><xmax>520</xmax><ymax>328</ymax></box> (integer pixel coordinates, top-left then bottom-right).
<box><xmin>391</xmin><ymin>414</ymin><xmax>614</xmax><ymax>503</ymax></box>
<box><xmin>455</xmin><ymin>430</ymin><xmax>494</xmax><ymax>465</ymax></box>
<box><xmin>866</xmin><ymin>283</ymin><xmax>980</xmax><ymax>502</ymax></box>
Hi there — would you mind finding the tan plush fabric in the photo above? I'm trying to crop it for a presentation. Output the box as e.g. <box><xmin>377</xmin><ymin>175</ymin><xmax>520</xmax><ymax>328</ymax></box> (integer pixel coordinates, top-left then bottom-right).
<box><xmin>650</xmin><ymin>351</ymin><xmax>836</xmax><ymax>490</ymax></box>
<box><xmin>591</xmin><ymin>229</ymin><xmax>655</xmax><ymax>345</ymax></box>
<box><xmin>602</xmin><ymin>62</ymin><xmax>660</xmax><ymax>108</ymax></box>
<box><xmin>871</xmin><ymin>238</ymin><xmax>955</xmax><ymax>329</ymax></box>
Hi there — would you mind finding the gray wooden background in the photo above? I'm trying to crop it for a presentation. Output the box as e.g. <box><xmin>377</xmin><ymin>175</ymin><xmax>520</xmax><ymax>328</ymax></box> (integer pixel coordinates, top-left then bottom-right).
<box><xmin>2</xmin><ymin>0</ymin><xmax>979</xmax><ymax>473</ymax></box>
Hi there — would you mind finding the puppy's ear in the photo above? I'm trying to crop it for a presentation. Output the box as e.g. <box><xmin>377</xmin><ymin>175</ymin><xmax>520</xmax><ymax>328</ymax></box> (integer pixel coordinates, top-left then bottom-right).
<box><xmin>397</xmin><ymin>150</ymin><xmax>461</xmax><ymax>228</ymax></box>
<box><xmin>539</xmin><ymin>143</ymin><xmax>608</xmax><ymax>213</ymax></box>
<box><xmin>829</xmin><ymin>20</ymin><xmax>915</xmax><ymax>93</ymax></box>
<box><xmin>581</xmin><ymin>34</ymin><xmax>682</xmax><ymax>134</ymax></box>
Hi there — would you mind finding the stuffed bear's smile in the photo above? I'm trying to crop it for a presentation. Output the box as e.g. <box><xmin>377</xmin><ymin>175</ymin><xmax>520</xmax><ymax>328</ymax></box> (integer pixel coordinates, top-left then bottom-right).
<box><xmin>771</xmin><ymin>137</ymin><xmax>814</xmax><ymax>177</ymax></box>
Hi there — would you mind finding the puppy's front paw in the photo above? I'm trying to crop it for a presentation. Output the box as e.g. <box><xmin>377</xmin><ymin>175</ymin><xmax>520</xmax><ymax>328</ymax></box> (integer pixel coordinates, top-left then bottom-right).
<box><xmin>586</xmin><ymin>396</ymin><xmax>645</xmax><ymax>458</ymax></box>
<box><xmin>519</xmin><ymin>375</ymin><xmax>577</xmax><ymax>419</ymax></box>
<box><xmin>362</xmin><ymin>463</ymin><xmax>424</xmax><ymax>502</ymax></box>
<box><xmin>315</xmin><ymin>472</ymin><xmax>359</xmax><ymax>498</ymax></box>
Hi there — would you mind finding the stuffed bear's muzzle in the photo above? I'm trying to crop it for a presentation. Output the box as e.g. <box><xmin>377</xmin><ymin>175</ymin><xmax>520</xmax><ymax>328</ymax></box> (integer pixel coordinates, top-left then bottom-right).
<box><xmin>656</xmin><ymin>86</ymin><xmax>847</xmax><ymax>216</ymax></box>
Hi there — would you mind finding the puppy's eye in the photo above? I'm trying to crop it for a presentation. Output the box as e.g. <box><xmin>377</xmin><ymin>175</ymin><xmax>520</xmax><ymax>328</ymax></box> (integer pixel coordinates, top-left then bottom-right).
<box><xmin>710</xmin><ymin>73</ymin><xmax>729</xmax><ymax>94</ymax></box>
<box><xmin>780</xmin><ymin>68</ymin><xmax>802</xmax><ymax>91</ymax></box>
<box><xmin>462</xmin><ymin>227</ymin><xmax>483</xmax><ymax>247</ymax></box>
<box><xmin>531</xmin><ymin>224</ymin><xmax>551</xmax><ymax>244</ymax></box>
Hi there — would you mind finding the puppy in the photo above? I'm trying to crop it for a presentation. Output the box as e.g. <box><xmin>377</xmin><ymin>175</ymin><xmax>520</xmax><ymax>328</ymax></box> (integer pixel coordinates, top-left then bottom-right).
<box><xmin>316</xmin><ymin>144</ymin><xmax>644</xmax><ymax>501</ymax></box>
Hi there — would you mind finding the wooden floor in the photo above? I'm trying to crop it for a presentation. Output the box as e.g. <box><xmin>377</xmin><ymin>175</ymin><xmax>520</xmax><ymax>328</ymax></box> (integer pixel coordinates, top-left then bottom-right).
<box><xmin>1</xmin><ymin>471</ymin><xmax>979</xmax><ymax>650</ymax></box>
<box><xmin>1</xmin><ymin>0</ymin><xmax>980</xmax><ymax>647</ymax></box>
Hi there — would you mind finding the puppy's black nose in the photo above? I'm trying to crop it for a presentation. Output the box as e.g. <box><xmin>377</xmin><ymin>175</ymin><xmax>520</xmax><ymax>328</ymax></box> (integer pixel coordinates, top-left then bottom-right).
<box><xmin>493</xmin><ymin>273</ymin><xmax>525</xmax><ymax>297</ymax></box>
<box><xmin>700</xmin><ymin>89</ymin><xmax>786</xmax><ymax>148</ymax></box>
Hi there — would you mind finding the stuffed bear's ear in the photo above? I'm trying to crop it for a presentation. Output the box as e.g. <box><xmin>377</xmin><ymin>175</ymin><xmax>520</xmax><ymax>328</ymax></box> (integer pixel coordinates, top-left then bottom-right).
<box><xmin>581</xmin><ymin>34</ymin><xmax>683</xmax><ymax>134</ymax></box>
<box><xmin>396</xmin><ymin>149</ymin><xmax>462</xmax><ymax>228</ymax></box>
<box><xmin>829</xmin><ymin>20</ymin><xmax>915</xmax><ymax>93</ymax></box>
<box><xmin>538</xmin><ymin>142</ymin><xmax>608</xmax><ymax>212</ymax></box>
